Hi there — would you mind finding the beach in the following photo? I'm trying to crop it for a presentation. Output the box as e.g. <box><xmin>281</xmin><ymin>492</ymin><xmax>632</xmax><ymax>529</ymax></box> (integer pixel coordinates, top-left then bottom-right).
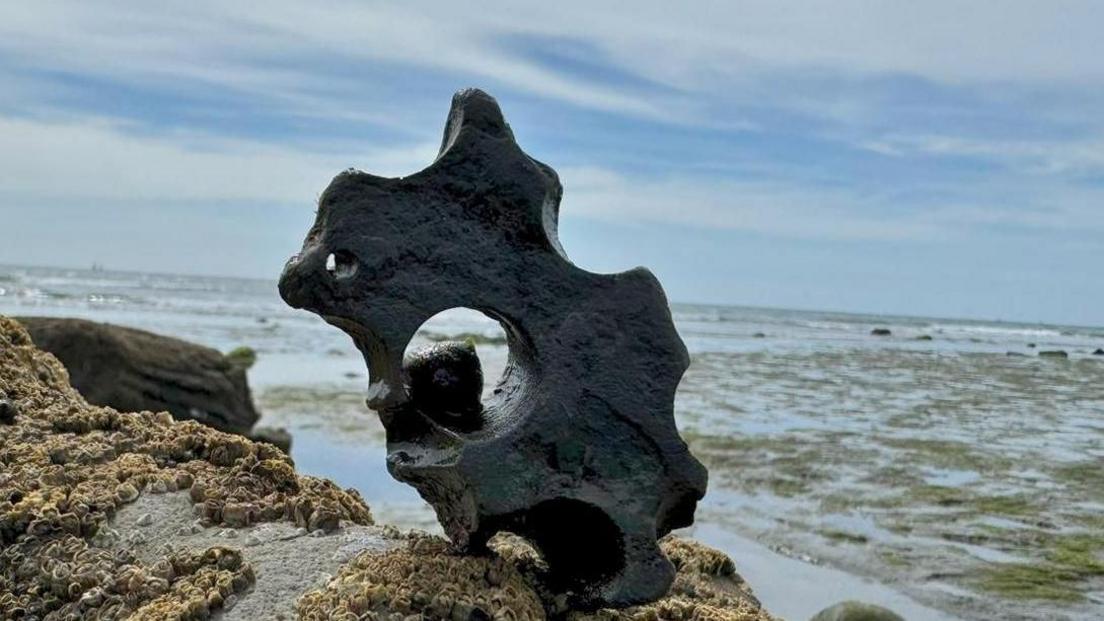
<box><xmin>3</xmin><ymin>263</ymin><xmax>1102</xmax><ymax>620</ymax></box>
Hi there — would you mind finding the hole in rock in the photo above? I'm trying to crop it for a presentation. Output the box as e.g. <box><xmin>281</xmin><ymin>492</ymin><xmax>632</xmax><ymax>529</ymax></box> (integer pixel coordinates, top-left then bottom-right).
<box><xmin>504</xmin><ymin>498</ymin><xmax>624</xmax><ymax>589</ymax></box>
<box><xmin>325</xmin><ymin>250</ymin><xmax>358</xmax><ymax>279</ymax></box>
<box><xmin>404</xmin><ymin>308</ymin><xmax>513</xmax><ymax>432</ymax></box>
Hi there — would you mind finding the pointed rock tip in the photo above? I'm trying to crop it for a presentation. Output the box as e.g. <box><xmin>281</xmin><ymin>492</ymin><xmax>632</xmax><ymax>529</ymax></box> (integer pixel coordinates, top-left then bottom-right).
<box><xmin>438</xmin><ymin>88</ymin><xmax>513</xmax><ymax>156</ymax></box>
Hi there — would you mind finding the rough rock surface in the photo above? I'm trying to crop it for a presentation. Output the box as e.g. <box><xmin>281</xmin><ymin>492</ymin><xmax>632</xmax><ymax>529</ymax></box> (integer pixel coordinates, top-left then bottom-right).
<box><xmin>17</xmin><ymin>316</ymin><xmax>261</xmax><ymax>435</ymax></box>
<box><xmin>279</xmin><ymin>88</ymin><xmax>708</xmax><ymax>609</ymax></box>
<box><xmin>1</xmin><ymin>314</ymin><xmax>772</xmax><ymax>620</ymax></box>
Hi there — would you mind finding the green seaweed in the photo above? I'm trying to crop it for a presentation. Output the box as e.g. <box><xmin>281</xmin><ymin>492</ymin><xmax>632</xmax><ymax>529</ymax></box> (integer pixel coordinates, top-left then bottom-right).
<box><xmin>423</xmin><ymin>331</ymin><xmax>507</xmax><ymax>346</ymax></box>
<box><xmin>818</xmin><ymin>529</ymin><xmax>869</xmax><ymax>545</ymax></box>
<box><xmin>977</xmin><ymin>533</ymin><xmax>1104</xmax><ymax>602</ymax></box>
<box><xmin>879</xmin><ymin>437</ymin><xmax>1010</xmax><ymax>472</ymax></box>
<box><xmin>225</xmin><ymin>345</ymin><xmax>257</xmax><ymax>370</ymax></box>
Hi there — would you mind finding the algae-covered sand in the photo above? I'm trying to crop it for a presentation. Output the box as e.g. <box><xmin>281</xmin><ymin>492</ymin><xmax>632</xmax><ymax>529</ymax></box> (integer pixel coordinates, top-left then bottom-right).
<box><xmin>681</xmin><ymin>348</ymin><xmax>1104</xmax><ymax>620</ymax></box>
<box><xmin>0</xmin><ymin>315</ymin><xmax>773</xmax><ymax>620</ymax></box>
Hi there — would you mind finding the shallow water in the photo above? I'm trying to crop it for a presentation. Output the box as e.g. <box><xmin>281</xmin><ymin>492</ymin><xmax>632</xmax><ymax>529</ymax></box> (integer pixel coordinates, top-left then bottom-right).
<box><xmin>3</xmin><ymin>264</ymin><xmax>1103</xmax><ymax>620</ymax></box>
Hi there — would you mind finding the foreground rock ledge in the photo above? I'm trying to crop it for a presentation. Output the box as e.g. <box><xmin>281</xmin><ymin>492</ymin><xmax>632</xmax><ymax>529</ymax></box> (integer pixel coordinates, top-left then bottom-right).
<box><xmin>0</xmin><ymin>316</ymin><xmax>773</xmax><ymax>620</ymax></box>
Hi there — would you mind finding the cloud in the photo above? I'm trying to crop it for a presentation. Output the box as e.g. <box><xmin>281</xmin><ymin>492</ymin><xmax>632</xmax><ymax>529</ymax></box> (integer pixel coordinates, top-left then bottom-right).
<box><xmin>861</xmin><ymin>133</ymin><xmax>1104</xmax><ymax>176</ymax></box>
<box><xmin>2</xmin><ymin>111</ymin><xmax>1101</xmax><ymax>246</ymax></box>
<box><xmin>0</xmin><ymin>115</ymin><xmax>438</xmax><ymax>203</ymax></box>
<box><xmin>560</xmin><ymin>164</ymin><xmax>1104</xmax><ymax>240</ymax></box>
<box><xmin>2</xmin><ymin>1</ymin><xmax>1102</xmax><ymax>131</ymax></box>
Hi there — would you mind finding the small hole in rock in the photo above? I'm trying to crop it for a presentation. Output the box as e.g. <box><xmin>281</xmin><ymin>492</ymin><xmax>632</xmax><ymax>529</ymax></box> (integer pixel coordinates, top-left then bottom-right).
<box><xmin>325</xmin><ymin>251</ymin><xmax>358</xmax><ymax>279</ymax></box>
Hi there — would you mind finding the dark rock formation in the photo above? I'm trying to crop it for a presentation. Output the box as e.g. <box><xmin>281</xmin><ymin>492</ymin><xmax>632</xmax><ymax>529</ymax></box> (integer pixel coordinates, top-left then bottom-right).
<box><xmin>870</xmin><ymin>328</ymin><xmax>892</xmax><ymax>336</ymax></box>
<box><xmin>1039</xmin><ymin>350</ymin><xmax>1069</xmax><ymax>359</ymax></box>
<box><xmin>403</xmin><ymin>341</ymin><xmax>484</xmax><ymax>432</ymax></box>
<box><xmin>17</xmin><ymin>317</ymin><xmax>259</xmax><ymax>435</ymax></box>
<box><xmin>810</xmin><ymin>600</ymin><xmax>905</xmax><ymax>621</ymax></box>
<box><xmin>279</xmin><ymin>88</ymin><xmax>708</xmax><ymax>609</ymax></box>
<box><xmin>914</xmin><ymin>334</ymin><xmax>933</xmax><ymax>341</ymax></box>
<box><xmin>1093</xmin><ymin>348</ymin><xmax>1104</xmax><ymax>356</ymax></box>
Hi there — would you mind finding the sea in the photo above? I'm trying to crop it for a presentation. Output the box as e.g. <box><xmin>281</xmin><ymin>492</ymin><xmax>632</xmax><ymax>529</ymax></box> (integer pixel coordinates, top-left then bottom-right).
<box><xmin>2</xmin><ymin>263</ymin><xmax>1102</xmax><ymax>621</ymax></box>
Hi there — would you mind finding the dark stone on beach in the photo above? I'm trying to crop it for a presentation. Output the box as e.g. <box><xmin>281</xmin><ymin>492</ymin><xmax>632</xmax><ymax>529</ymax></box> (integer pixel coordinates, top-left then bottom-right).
<box><xmin>1027</xmin><ymin>342</ymin><xmax>1036</xmax><ymax>348</ymax></box>
<box><xmin>752</xmin><ymin>332</ymin><xmax>766</xmax><ymax>338</ymax></box>
<box><xmin>17</xmin><ymin>317</ymin><xmax>260</xmax><ymax>435</ymax></box>
<box><xmin>249</xmin><ymin>426</ymin><xmax>293</xmax><ymax>453</ymax></box>
<box><xmin>1006</xmin><ymin>352</ymin><xmax>1027</xmax><ymax>357</ymax></box>
<box><xmin>404</xmin><ymin>341</ymin><xmax>484</xmax><ymax>432</ymax></box>
<box><xmin>870</xmin><ymin>328</ymin><xmax>892</xmax><ymax>336</ymax></box>
<box><xmin>810</xmin><ymin>601</ymin><xmax>905</xmax><ymax>621</ymax></box>
<box><xmin>0</xmin><ymin>399</ymin><xmax>16</xmax><ymax>424</ymax></box>
<box><xmin>279</xmin><ymin>88</ymin><xmax>707</xmax><ymax>610</ymax></box>
<box><xmin>1093</xmin><ymin>348</ymin><xmax>1104</xmax><ymax>356</ymax></box>
<box><xmin>914</xmin><ymin>335</ymin><xmax>933</xmax><ymax>341</ymax></box>
<box><xmin>1039</xmin><ymin>350</ymin><xmax>1069</xmax><ymax>359</ymax></box>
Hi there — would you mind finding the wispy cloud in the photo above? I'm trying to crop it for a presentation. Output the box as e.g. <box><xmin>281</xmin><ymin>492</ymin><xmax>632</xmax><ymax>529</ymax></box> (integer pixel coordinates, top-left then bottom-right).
<box><xmin>0</xmin><ymin>115</ymin><xmax>438</xmax><ymax>202</ymax></box>
<box><xmin>861</xmin><ymin>133</ymin><xmax>1104</xmax><ymax>177</ymax></box>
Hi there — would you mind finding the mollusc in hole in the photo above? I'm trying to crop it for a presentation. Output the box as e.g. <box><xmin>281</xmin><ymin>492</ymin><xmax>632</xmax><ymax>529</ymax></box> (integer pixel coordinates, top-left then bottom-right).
<box><xmin>403</xmin><ymin>308</ymin><xmax>511</xmax><ymax>433</ymax></box>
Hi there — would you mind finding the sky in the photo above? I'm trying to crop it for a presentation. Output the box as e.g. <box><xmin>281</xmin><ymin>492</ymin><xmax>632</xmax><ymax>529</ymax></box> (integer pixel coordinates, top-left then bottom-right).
<box><xmin>1</xmin><ymin>2</ymin><xmax>1102</xmax><ymax>325</ymax></box>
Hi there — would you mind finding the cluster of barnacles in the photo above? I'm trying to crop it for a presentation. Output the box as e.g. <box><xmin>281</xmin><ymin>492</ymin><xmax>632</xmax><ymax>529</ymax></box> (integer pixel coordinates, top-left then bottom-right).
<box><xmin>296</xmin><ymin>532</ymin><xmax>546</xmax><ymax>621</ymax></box>
<box><xmin>1</xmin><ymin>535</ymin><xmax>252</xmax><ymax>620</ymax></box>
<box><xmin>296</xmin><ymin>533</ymin><xmax>772</xmax><ymax>621</ymax></box>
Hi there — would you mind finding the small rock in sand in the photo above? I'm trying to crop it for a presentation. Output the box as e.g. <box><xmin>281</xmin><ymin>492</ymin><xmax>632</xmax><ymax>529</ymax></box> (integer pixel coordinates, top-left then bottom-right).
<box><xmin>0</xmin><ymin>398</ymin><xmax>17</xmax><ymax>424</ymax></box>
<box><xmin>1039</xmin><ymin>350</ymin><xmax>1069</xmax><ymax>359</ymax></box>
<box><xmin>250</xmin><ymin>426</ymin><xmax>292</xmax><ymax>453</ymax></box>
<box><xmin>810</xmin><ymin>600</ymin><xmax>905</xmax><ymax>621</ymax></box>
<box><xmin>136</xmin><ymin>513</ymin><xmax>154</xmax><ymax>526</ymax></box>
<box><xmin>870</xmin><ymin>328</ymin><xmax>892</xmax><ymax>336</ymax></box>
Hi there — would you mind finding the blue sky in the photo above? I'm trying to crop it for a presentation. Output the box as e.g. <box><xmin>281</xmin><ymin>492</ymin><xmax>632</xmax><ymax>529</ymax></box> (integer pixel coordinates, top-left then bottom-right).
<box><xmin>1</xmin><ymin>2</ymin><xmax>1102</xmax><ymax>325</ymax></box>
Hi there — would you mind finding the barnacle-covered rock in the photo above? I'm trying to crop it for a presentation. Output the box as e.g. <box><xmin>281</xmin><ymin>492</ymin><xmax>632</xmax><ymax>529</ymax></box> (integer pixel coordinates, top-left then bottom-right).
<box><xmin>297</xmin><ymin>533</ymin><xmax>545</xmax><ymax>621</ymax></box>
<box><xmin>297</xmin><ymin>534</ymin><xmax>774</xmax><ymax>621</ymax></box>
<box><xmin>0</xmin><ymin>315</ymin><xmax>372</xmax><ymax>620</ymax></box>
